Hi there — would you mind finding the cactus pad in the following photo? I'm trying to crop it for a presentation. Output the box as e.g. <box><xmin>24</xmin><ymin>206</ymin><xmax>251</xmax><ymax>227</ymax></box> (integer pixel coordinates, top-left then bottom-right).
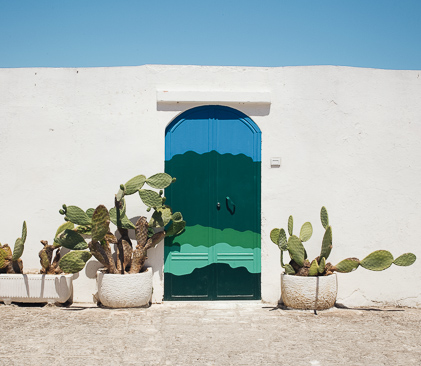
<box><xmin>56</xmin><ymin>230</ymin><xmax>88</xmax><ymax>250</ymax></box>
<box><xmin>299</xmin><ymin>222</ymin><xmax>313</xmax><ymax>242</ymax></box>
<box><xmin>360</xmin><ymin>250</ymin><xmax>394</xmax><ymax>271</ymax></box>
<box><xmin>149</xmin><ymin>206</ymin><xmax>173</xmax><ymax>228</ymax></box>
<box><xmin>165</xmin><ymin>220</ymin><xmax>186</xmax><ymax>237</ymax></box>
<box><xmin>320</xmin><ymin>206</ymin><xmax>329</xmax><ymax>229</ymax></box>
<box><xmin>146</xmin><ymin>173</ymin><xmax>173</xmax><ymax>189</ymax></box>
<box><xmin>320</xmin><ymin>225</ymin><xmax>333</xmax><ymax>260</ymax></box>
<box><xmin>284</xmin><ymin>263</ymin><xmax>296</xmax><ymax>275</ymax></box>
<box><xmin>21</xmin><ymin>221</ymin><xmax>27</xmax><ymax>243</ymax></box>
<box><xmin>393</xmin><ymin>253</ymin><xmax>416</xmax><ymax>266</ymax></box>
<box><xmin>59</xmin><ymin>251</ymin><xmax>92</xmax><ymax>274</ymax></box>
<box><xmin>318</xmin><ymin>257</ymin><xmax>326</xmax><ymax>273</ymax></box>
<box><xmin>334</xmin><ymin>258</ymin><xmax>360</xmax><ymax>273</ymax></box>
<box><xmin>288</xmin><ymin>216</ymin><xmax>293</xmax><ymax>236</ymax></box>
<box><xmin>287</xmin><ymin>235</ymin><xmax>305</xmax><ymax>267</ymax></box>
<box><xmin>91</xmin><ymin>205</ymin><xmax>110</xmax><ymax>243</ymax></box>
<box><xmin>308</xmin><ymin>259</ymin><xmax>319</xmax><ymax>276</ymax></box>
<box><xmin>54</xmin><ymin>221</ymin><xmax>75</xmax><ymax>240</ymax></box>
<box><xmin>270</xmin><ymin>228</ymin><xmax>280</xmax><ymax>245</ymax></box>
<box><xmin>139</xmin><ymin>189</ymin><xmax>163</xmax><ymax>208</ymax></box>
<box><xmin>124</xmin><ymin>175</ymin><xmax>146</xmax><ymax>195</ymax></box>
<box><xmin>65</xmin><ymin>206</ymin><xmax>92</xmax><ymax>226</ymax></box>
<box><xmin>0</xmin><ymin>247</ymin><xmax>9</xmax><ymax>269</ymax></box>
<box><xmin>11</xmin><ymin>238</ymin><xmax>24</xmax><ymax>261</ymax></box>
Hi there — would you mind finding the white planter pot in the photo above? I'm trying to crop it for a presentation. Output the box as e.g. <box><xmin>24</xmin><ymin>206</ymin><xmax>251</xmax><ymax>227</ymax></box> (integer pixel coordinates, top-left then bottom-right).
<box><xmin>281</xmin><ymin>273</ymin><xmax>338</xmax><ymax>310</ymax></box>
<box><xmin>0</xmin><ymin>274</ymin><xmax>73</xmax><ymax>305</ymax></box>
<box><xmin>96</xmin><ymin>268</ymin><xmax>153</xmax><ymax>308</ymax></box>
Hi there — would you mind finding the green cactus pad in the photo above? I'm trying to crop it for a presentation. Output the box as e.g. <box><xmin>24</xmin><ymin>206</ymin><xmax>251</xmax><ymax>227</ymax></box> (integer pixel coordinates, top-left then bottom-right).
<box><xmin>284</xmin><ymin>264</ymin><xmax>295</xmax><ymax>275</ymax></box>
<box><xmin>91</xmin><ymin>205</ymin><xmax>110</xmax><ymax>243</ymax></box>
<box><xmin>109</xmin><ymin>205</ymin><xmax>135</xmax><ymax>230</ymax></box>
<box><xmin>288</xmin><ymin>216</ymin><xmax>293</xmax><ymax>236</ymax></box>
<box><xmin>320</xmin><ymin>206</ymin><xmax>329</xmax><ymax>229</ymax></box>
<box><xmin>21</xmin><ymin>221</ymin><xmax>27</xmax><ymax>243</ymax></box>
<box><xmin>320</xmin><ymin>225</ymin><xmax>333</xmax><ymax>260</ymax></box>
<box><xmin>393</xmin><ymin>253</ymin><xmax>416</xmax><ymax>267</ymax></box>
<box><xmin>139</xmin><ymin>189</ymin><xmax>163</xmax><ymax>208</ymax></box>
<box><xmin>86</xmin><ymin>208</ymin><xmax>95</xmax><ymax>219</ymax></box>
<box><xmin>270</xmin><ymin>228</ymin><xmax>280</xmax><ymax>245</ymax></box>
<box><xmin>299</xmin><ymin>222</ymin><xmax>313</xmax><ymax>242</ymax></box>
<box><xmin>287</xmin><ymin>235</ymin><xmax>305</xmax><ymax>267</ymax></box>
<box><xmin>65</xmin><ymin>206</ymin><xmax>92</xmax><ymax>226</ymax></box>
<box><xmin>124</xmin><ymin>175</ymin><xmax>146</xmax><ymax>195</ymax></box>
<box><xmin>171</xmin><ymin>211</ymin><xmax>183</xmax><ymax>222</ymax></box>
<box><xmin>308</xmin><ymin>259</ymin><xmax>319</xmax><ymax>276</ymax></box>
<box><xmin>12</xmin><ymin>238</ymin><xmax>24</xmax><ymax>261</ymax></box>
<box><xmin>56</xmin><ymin>229</ymin><xmax>88</xmax><ymax>250</ymax></box>
<box><xmin>55</xmin><ymin>221</ymin><xmax>75</xmax><ymax>239</ymax></box>
<box><xmin>165</xmin><ymin>220</ymin><xmax>186</xmax><ymax>237</ymax></box>
<box><xmin>146</xmin><ymin>173</ymin><xmax>173</xmax><ymax>189</ymax></box>
<box><xmin>360</xmin><ymin>250</ymin><xmax>394</xmax><ymax>271</ymax></box>
<box><xmin>278</xmin><ymin>229</ymin><xmax>287</xmax><ymax>250</ymax></box>
<box><xmin>334</xmin><ymin>258</ymin><xmax>360</xmax><ymax>273</ymax></box>
<box><xmin>59</xmin><ymin>251</ymin><xmax>92</xmax><ymax>274</ymax></box>
<box><xmin>149</xmin><ymin>206</ymin><xmax>173</xmax><ymax>228</ymax></box>
<box><xmin>318</xmin><ymin>257</ymin><xmax>326</xmax><ymax>273</ymax></box>
<box><xmin>0</xmin><ymin>247</ymin><xmax>9</xmax><ymax>269</ymax></box>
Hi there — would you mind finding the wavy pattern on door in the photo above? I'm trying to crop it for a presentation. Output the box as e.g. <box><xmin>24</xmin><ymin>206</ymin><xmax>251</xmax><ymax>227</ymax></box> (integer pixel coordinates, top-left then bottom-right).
<box><xmin>164</xmin><ymin>105</ymin><xmax>261</xmax><ymax>300</ymax></box>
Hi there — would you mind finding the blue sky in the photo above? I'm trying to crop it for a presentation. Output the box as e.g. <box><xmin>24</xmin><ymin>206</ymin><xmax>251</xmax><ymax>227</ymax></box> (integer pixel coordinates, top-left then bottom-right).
<box><xmin>1</xmin><ymin>0</ymin><xmax>420</xmax><ymax>70</ymax></box>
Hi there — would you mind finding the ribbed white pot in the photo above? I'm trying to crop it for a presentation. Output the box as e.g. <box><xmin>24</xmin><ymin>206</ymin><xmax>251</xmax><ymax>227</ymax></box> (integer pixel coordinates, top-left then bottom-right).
<box><xmin>281</xmin><ymin>273</ymin><xmax>338</xmax><ymax>310</ymax></box>
<box><xmin>0</xmin><ymin>274</ymin><xmax>73</xmax><ymax>305</ymax></box>
<box><xmin>96</xmin><ymin>268</ymin><xmax>153</xmax><ymax>308</ymax></box>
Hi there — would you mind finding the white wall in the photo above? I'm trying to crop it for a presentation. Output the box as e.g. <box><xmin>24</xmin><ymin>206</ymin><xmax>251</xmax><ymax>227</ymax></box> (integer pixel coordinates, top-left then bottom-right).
<box><xmin>1</xmin><ymin>65</ymin><xmax>420</xmax><ymax>307</ymax></box>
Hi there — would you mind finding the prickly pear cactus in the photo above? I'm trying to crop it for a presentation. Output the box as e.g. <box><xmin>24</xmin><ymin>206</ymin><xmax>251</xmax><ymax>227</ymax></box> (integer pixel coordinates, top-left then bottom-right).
<box><xmin>271</xmin><ymin>207</ymin><xmax>416</xmax><ymax>278</ymax></box>
<box><xmin>57</xmin><ymin>172</ymin><xmax>185</xmax><ymax>276</ymax></box>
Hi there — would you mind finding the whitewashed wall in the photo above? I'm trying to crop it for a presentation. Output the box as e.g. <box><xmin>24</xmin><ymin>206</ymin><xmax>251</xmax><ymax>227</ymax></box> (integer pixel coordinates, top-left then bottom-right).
<box><xmin>0</xmin><ymin>65</ymin><xmax>420</xmax><ymax>307</ymax></box>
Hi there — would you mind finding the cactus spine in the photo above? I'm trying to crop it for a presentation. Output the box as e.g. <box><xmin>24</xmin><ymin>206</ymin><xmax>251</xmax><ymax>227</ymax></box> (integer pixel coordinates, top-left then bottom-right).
<box><xmin>271</xmin><ymin>207</ymin><xmax>416</xmax><ymax>276</ymax></box>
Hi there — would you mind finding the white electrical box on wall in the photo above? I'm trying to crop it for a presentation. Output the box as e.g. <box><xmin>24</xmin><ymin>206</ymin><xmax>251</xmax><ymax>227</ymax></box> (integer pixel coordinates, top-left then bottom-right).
<box><xmin>270</xmin><ymin>157</ymin><xmax>281</xmax><ymax>167</ymax></box>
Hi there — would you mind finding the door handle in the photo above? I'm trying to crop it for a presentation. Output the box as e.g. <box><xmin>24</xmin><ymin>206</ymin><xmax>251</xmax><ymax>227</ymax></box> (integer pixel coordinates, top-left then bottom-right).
<box><xmin>226</xmin><ymin>196</ymin><xmax>235</xmax><ymax>215</ymax></box>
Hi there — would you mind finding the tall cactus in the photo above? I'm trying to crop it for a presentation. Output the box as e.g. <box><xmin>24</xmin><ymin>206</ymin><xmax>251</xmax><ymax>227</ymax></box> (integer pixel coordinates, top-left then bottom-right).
<box><xmin>58</xmin><ymin>173</ymin><xmax>185</xmax><ymax>275</ymax></box>
<box><xmin>0</xmin><ymin>221</ymin><xmax>27</xmax><ymax>274</ymax></box>
<box><xmin>271</xmin><ymin>207</ymin><xmax>416</xmax><ymax>277</ymax></box>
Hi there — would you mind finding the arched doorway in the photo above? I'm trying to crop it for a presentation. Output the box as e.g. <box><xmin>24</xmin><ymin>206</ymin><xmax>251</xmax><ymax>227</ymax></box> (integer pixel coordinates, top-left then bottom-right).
<box><xmin>164</xmin><ymin>105</ymin><xmax>261</xmax><ymax>300</ymax></box>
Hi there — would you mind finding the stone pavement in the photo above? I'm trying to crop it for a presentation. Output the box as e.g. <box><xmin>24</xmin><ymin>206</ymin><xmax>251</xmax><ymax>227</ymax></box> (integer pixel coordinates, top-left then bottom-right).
<box><xmin>0</xmin><ymin>301</ymin><xmax>420</xmax><ymax>366</ymax></box>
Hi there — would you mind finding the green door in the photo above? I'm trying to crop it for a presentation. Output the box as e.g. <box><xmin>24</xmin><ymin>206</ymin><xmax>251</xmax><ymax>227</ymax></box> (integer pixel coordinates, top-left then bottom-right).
<box><xmin>164</xmin><ymin>105</ymin><xmax>261</xmax><ymax>300</ymax></box>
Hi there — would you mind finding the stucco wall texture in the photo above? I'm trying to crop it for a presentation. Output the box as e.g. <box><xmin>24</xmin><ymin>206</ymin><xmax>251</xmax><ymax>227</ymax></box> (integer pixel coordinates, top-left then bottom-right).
<box><xmin>1</xmin><ymin>65</ymin><xmax>420</xmax><ymax>306</ymax></box>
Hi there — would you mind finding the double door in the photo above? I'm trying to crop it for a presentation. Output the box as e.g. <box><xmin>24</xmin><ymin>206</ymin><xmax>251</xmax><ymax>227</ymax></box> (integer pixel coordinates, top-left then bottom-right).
<box><xmin>164</xmin><ymin>105</ymin><xmax>261</xmax><ymax>300</ymax></box>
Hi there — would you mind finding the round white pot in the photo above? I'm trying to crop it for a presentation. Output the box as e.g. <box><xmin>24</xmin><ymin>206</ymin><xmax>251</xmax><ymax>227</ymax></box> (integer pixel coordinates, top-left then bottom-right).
<box><xmin>281</xmin><ymin>273</ymin><xmax>338</xmax><ymax>310</ymax></box>
<box><xmin>96</xmin><ymin>268</ymin><xmax>153</xmax><ymax>308</ymax></box>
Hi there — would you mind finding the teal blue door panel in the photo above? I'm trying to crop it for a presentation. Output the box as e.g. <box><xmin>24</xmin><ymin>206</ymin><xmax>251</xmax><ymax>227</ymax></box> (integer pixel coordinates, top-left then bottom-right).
<box><xmin>164</xmin><ymin>105</ymin><xmax>261</xmax><ymax>300</ymax></box>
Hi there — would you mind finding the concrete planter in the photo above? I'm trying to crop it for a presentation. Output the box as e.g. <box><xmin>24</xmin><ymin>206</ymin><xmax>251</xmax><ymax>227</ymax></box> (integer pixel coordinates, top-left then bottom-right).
<box><xmin>281</xmin><ymin>273</ymin><xmax>338</xmax><ymax>310</ymax></box>
<box><xmin>0</xmin><ymin>274</ymin><xmax>73</xmax><ymax>305</ymax></box>
<box><xmin>96</xmin><ymin>267</ymin><xmax>153</xmax><ymax>308</ymax></box>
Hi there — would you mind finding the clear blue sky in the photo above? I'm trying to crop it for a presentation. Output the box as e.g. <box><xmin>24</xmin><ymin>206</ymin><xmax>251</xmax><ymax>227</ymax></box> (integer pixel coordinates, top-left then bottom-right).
<box><xmin>1</xmin><ymin>0</ymin><xmax>420</xmax><ymax>70</ymax></box>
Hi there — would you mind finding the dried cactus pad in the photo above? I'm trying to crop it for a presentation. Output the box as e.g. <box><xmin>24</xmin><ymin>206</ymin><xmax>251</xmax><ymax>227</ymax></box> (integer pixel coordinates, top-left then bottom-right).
<box><xmin>91</xmin><ymin>205</ymin><xmax>110</xmax><ymax>243</ymax></box>
<box><xmin>360</xmin><ymin>250</ymin><xmax>394</xmax><ymax>271</ymax></box>
<box><xmin>393</xmin><ymin>253</ymin><xmax>416</xmax><ymax>266</ymax></box>
<box><xmin>59</xmin><ymin>251</ymin><xmax>92</xmax><ymax>274</ymax></box>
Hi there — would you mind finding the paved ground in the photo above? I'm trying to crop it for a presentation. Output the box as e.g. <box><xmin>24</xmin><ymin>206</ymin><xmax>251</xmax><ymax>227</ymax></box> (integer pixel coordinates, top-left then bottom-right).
<box><xmin>0</xmin><ymin>301</ymin><xmax>420</xmax><ymax>366</ymax></box>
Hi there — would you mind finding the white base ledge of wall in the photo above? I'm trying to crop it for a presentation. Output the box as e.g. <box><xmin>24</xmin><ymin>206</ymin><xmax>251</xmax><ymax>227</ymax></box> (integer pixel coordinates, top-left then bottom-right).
<box><xmin>156</xmin><ymin>91</ymin><xmax>271</xmax><ymax>105</ymax></box>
